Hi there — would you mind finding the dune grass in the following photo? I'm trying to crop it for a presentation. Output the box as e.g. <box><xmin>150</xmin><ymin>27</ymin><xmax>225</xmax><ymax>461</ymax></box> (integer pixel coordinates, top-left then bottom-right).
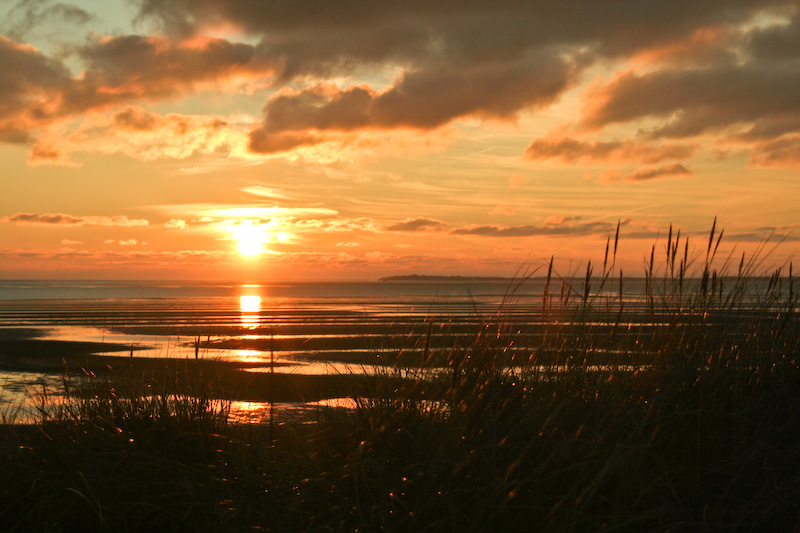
<box><xmin>1</xmin><ymin>222</ymin><xmax>799</xmax><ymax>531</ymax></box>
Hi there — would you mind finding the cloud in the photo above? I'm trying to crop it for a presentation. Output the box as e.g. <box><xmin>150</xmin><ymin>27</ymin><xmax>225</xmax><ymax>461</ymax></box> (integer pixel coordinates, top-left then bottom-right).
<box><xmin>137</xmin><ymin>1</ymin><xmax>787</xmax><ymax>63</ymax></box>
<box><xmin>318</xmin><ymin>218</ymin><xmax>379</xmax><ymax>233</ymax></box>
<box><xmin>4</xmin><ymin>212</ymin><xmax>149</xmax><ymax>226</ymax></box>
<box><xmin>60</xmin><ymin>239</ymin><xmax>83</xmax><ymax>245</ymax></box>
<box><xmin>544</xmin><ymin>10</ymin><xmax>800</xmax><ymax>175</ymax></box>
<box><xmin>749</xmin><ymin>134</ymin><xmax>800</xmax><ymax>169</ymax></box>
<box><xmin>75</xmin><ymin>35</ymin><xmax>265</xmax><ymax>102</ymax></box>
<box><xmin>595</xmin><ymin>163</ymin><xmax>693</xmax><ymax>184</ymax></box>
<box><xmin>1</xmin><ymin>0</ymin><xmax>95</xmax><ymax>41</ymax></box>
<box><xmin>543</xmin><ymin>215</ymin><xmax>583</xmax><ymax>226</ymax></box>
<box><xmin>127</xmin><ymin>0</ymin><xmax>790</xmax><ymax>158</ymax></box>
<box><xmin>1</xmin><ymin>0</ymin><xmax>798</xmax><ymax>170</ymax></box>
<box><xmin>523</xmin><ymin>135</ymin><xmax>697</xmax><ymax>164</ymax></box>
<box><xmin>27</xmin><ymin>139</ymin><xmax>81</xmax><ymax>166</ymax></box>
<box><xmin>241</xmin><ymin>185</ymin><xmax>287</xmax><ymax>199</ymax></box>
<box><xmin>748</xmin><ymin>15</ymin><xmax>800</xmax><ymax>61</ymax></box>
<box><xmin>0</xmin><ymin>37</ymin><xmax>73</xmax><ymax>143</ymax></box>
<box><xmin>113</xmin><ymin>106</ymin><xmax>161</xmax><ymax>131</ymax></box>
<box><xmin>29</xmin><ymin>106</ymin><xmax>252</xmax><ymax>164</ymax></box>
<box><xmin>0</xmin><ymin>34</ymin><xmax>268</xmax><ymax>151</ymax></box>
<box><xmin>119</xmin><ymin>239</ymin><xmax>138</xmax><ymax>246</ymax></box>
<box><xmin>164</xmin><ymin>218</ymin><xmax>187</xmax><ymax>229</ymax></box>
<box><xmin>581</xmin><ymin>63</ymin><xmax>800</xmax><ymax>140</ymax></box>
<box><xmin>0</xmin><ymin>247</ymin><xmax>232</xmax><ymax>262</ymax></box>
<box><xmin>448</xmin><ymin>216</ymin><xmax>654</xmax><ymax>239</ymax></box>
<box><xmin>452</xmin><ymin>219</ymin><xmax>617</xmax><ymax>237</ymax></box>
<box><xmin>384</xmin><ymin>217</ymin><xmax>449</xmax><ymax>232</ymax></box>
<box><xmin>249</xmin><ymin>53</ymin><xmax>578</xmax><ymax>153</ymax></box>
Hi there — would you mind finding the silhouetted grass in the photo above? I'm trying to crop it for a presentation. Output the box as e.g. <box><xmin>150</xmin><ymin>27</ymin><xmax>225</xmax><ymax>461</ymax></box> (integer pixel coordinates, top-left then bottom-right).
<box><xmin>1</xmin><ymin>221</ymin><xmax>799</xmax><ymax>531</ymax></box>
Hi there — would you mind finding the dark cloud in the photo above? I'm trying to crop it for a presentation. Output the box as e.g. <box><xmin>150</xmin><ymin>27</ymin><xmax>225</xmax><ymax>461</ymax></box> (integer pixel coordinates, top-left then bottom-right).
<box><xmin>8</xmin><ymin>212</ymin><xmax>84</xmax><ymax>225</ymax></box>
<box><xmin>735</xmin><ymin>115</ymin><xmax>800</xmax><ymax>141</ymax></box>
<box><xmin>110</xmin><ymin>106</ymin><xmax>228</xmax><ymax>134</ymax></box>
<box><xmin>113</xmin><ymin>107</ymin><xmax>159</xmax><ymax>131</ymax></box>
<box><xmin>625</xmin><ymin>163</ymin><xmax>692</xmax><ymax>181</ymax></box>
<box><xmin>74</xmin><ymin>35</ymin><xmax>262</xmax><ymax>108</ymax></box>
<box><xmin>136</xmin><ymin>1</ymin><xmax>785</xmax><ymax>61</ymax></box>
<box><xmin>452</xmin><ymin>220</ymin><xmax>615</xmax><ymax>237</ymax></box>
<box><xmin>579</xmin><ymin>10</ymin><xmax>800</xmax><ymax>148</ymax></box>
<box><xmin>113</xmin><ymin>106</ymin><xmax>159</xmax><ymax>131</ymax></box>
<box><xmin>134</xmin><ymin>0</ymin><xmax>798</xmax><ymax>155</ymax></box>
<box><xmin>748</xmin><ymin>15</ymin><xmax>800</xmax><ymax>60</ymax></box>
<box><xmin>0</xmin><ymin>37</ymin><xmax>73</xmax><ymax>142</ymax></box>
<box><xmin>582</xmin><ymin>63</ymin><xmax>800</xmax><ymax>139</ymax></box>
<box><xmin>4</xmin><ymin>212</ymin><xmax>149</xmax><ymax>226</ymax></box>
<box><xmin>523</xmin><ymin>135</ymin><xmax>697</xmax><ymax>164</ymax></box>
<box><xmin>249</xmin><ymin>53</ymin><xmax>577</xmax><ymax>153</ymax></box>
<box><xmin>0</xmin><ymin>0</ymin><xmax>798</xmax><ymax>165</ymax></box>
<box><xmin>597</xmin><ymin>163</ymin><xmax>693</xmax><ymax>184</ymax></box>
<box><xmin>385</xmin><ymin>218</ymin><xmax>449</xmax><ymax>232</ymax></box>
<box><xmin>749</xmin><ymin>135</ymin><xmax>800</xmax><ymax>168</ymax></box>
<box><xmin>1</xmin><ymin>0</ymin><xmax>95</xmax><ymax>41</ymax></box>
<box><xmin>0</xmin><ymin>35</ymin><xmax>269</xmax><ymax>149</ymax></box>
<box><xmin>0</xmin><ymin>33</ymin><xmax>265</xmax><ymax>145</ymax></box>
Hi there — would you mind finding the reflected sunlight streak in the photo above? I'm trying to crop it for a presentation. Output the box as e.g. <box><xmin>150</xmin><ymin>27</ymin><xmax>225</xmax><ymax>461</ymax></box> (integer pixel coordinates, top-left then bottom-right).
<box><xmin>240</xmin><ymin>295</ymin><xmax>261</xmax><ymax>329</ymax></box>
<box><xmin>235</xmin><ymin>349</ymin><xmax>265</xmax><ymax>363</ymax></box>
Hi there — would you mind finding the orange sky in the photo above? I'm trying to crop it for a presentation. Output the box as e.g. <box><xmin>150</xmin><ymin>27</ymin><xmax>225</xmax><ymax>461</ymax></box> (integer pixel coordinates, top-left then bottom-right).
<box><xmin>1</xmin><ymin>0</ymin><xmax>798</xmax><ymax>280</ymax></box>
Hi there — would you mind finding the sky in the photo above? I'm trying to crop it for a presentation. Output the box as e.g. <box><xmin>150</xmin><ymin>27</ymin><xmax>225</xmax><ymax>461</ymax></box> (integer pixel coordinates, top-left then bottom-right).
<box><xmin>0</xmin><ymin>0</ymin><xmax>798</xmax><ymax>281</ymax></box>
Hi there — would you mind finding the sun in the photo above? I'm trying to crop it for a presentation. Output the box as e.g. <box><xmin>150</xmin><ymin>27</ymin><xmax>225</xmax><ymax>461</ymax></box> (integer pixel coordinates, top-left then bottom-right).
<box><xmin>233</xmin><ymin>224</ymin><xmax>266</xmax><ymax>256</ymax></box>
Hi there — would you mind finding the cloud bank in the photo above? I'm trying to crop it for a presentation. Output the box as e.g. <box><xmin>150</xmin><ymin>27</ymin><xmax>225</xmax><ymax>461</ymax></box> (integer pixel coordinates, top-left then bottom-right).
<box><xmin>0</xmin><ymin>0</ymin><xmax>794</xmax><ymax>168</ymax></box>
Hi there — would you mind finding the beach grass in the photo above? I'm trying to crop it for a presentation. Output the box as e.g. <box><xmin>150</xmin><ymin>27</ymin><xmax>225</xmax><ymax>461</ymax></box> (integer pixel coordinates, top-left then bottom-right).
<box><xmin>1</xmin><ymin>223</ymin><xmax>799</xmax><ymax>531</ymax></box>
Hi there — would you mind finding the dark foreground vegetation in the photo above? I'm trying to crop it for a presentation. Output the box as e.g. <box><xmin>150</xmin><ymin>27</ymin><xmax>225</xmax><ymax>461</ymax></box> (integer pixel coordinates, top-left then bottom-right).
<box><xmin>2</xmin><ymin>223</ymin><xmax>800</xmax><ymax>531</ymax></box>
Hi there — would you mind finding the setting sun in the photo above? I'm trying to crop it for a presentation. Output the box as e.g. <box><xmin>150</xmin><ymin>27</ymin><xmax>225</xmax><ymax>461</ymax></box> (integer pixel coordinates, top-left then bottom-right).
<box><xmin>233</xmin><ymin>224</ymin><xmax>266</xmax><ymax>256</ymax></box>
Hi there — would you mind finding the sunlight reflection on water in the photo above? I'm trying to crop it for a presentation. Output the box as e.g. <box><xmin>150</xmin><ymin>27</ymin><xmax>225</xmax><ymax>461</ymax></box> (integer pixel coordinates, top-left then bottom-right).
<box><xmin>239</xmin><ymin>295</ymin><xmax>261</xmax><ymax>329</ymax></box>
<box><xmin>228</xmin><ymin>397</ymin><xmax>359</xmax><ymax>424</ymax></box>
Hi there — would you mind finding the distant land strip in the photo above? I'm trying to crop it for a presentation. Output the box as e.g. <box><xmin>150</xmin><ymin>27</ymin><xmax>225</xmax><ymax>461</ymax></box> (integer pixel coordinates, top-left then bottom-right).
<box><xmin>379</xmin><ymin>275</ymin><xmax>516</xmax><ymax>282</ymax></box>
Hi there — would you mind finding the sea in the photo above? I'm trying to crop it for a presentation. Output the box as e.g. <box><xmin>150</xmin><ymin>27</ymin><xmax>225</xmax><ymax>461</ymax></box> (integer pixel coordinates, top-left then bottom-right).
<box><xmin>0</xmin><ymin>278</ymin><xmax>545</xmax><ymax>363</ymax></box>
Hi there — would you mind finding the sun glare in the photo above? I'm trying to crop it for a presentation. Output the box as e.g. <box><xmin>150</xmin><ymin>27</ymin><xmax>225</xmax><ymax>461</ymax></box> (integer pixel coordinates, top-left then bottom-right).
<box><xmin>240</xmin><ymin>295</ymin><xmax>261</xmax><ymax>313</ymax></box>
<box><xmin>234</xmin><ymin>224</ymin><xmax>266</xmax><ymax>256</ymax></box>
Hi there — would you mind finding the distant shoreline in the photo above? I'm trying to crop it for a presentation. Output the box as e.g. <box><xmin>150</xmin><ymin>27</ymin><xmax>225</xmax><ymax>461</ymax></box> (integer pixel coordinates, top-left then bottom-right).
<box><xmin>379</xmin><ymin>275</ymin><xmax>516</xmax><ymax>282</ymax></box>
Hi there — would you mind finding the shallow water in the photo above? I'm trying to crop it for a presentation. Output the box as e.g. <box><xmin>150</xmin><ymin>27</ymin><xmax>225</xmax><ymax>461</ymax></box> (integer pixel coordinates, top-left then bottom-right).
<box><xmin>0</xmin><ymin>280</ymin><xmax>541</xmax><ymax>420</ymax></box>
<box><xmin>0</xmin><ymin>279</ymin><xmax>538</xmax><ymax>361</ymax></box>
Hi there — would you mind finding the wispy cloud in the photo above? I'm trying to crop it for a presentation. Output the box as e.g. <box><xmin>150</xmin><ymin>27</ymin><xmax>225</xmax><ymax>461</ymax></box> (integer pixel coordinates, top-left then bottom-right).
<box><xmin>523</xmin><ymin>135</ymin><xmax>697</xmax><ymax>165</ymax></box>
<box><xmin>452</xmin><ymin>217</ymin><xmax>619</xmax><ymax>237</ymax></box>
<box><xmin>595</xmin><ymin>163</ymin><xmax>693</xmax><ymax>184</ymax></box>
<box><xmin>30</xmin><ymin>106</ymin><xmax>254</xmax><ymax>165</ymax></box>
<box><xmin>4</xmin><ymin>213</ymin><xmax>149</xmax><ymax>226</ymax></box>
<box><xmin>384</xmin><ymin>218</ymin><xmax>449</xmax><ymax>232</ymax></box>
